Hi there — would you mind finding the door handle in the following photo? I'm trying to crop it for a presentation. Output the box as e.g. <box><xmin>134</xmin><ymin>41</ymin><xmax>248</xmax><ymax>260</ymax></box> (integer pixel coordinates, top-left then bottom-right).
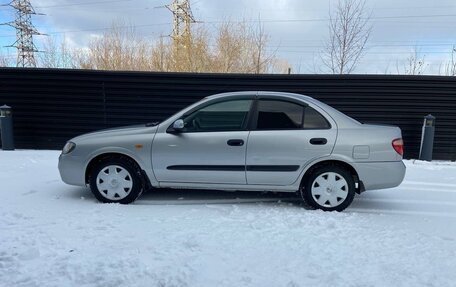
<box><xmin>310</xmin><ymin>138</ymin><xmax>327</xmax><ymax>145</ymax></box>
<box><xmin>227</xmin><ymin>139</ymin><xmax>244</xmax><ymax>146</ymax></box>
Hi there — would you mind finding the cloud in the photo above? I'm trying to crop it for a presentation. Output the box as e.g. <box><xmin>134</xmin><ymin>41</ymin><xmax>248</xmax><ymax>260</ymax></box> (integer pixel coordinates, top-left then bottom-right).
<box><xmin>1</xmin><ymin>0</ymin><xmax>456</xmax><ymax>74</ymax></box>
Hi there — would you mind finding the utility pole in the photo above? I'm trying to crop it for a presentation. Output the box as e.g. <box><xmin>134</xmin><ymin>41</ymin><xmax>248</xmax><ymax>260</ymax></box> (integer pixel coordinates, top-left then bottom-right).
<box><xmin>1</xmin><ymin>0</ymin><xmax>44</xmax><ymax>67</ymax></box>
<box><xmin>155</xmin><ymin>0</ymin><xmax>197</xmax><ymax>70</ymax></box>
<box><xmin>165</xmin><ymin>0</ymin><xmax>196</xmax><ymax>48</ymax></box>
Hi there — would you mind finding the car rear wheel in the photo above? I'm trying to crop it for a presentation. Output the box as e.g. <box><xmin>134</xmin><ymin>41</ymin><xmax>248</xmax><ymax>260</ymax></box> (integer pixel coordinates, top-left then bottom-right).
<box><xmin>89</xmin><ymin>157</ymin><xmax>144</xmax><ymax>204</ymax></box>
<box><xmin>300</xmin><ymin>166</ymin><xmax>356</xmax><ymax>212</ymax></box>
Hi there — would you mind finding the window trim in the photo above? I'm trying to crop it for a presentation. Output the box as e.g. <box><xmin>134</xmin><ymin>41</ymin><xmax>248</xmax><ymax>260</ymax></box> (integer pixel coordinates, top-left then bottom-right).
<box><xmin>251</xmin><ymin>99</ymin><xmax>332</xmax><ymax>131</ymax></box>
<box><xmin>166</xmin><ymin>95</ymin><xmax>332</xmax><ymax>133</ymax></box>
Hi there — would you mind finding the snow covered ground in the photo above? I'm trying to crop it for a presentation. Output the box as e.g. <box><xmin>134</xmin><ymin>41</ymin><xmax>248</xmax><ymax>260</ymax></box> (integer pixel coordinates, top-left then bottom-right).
<box><xmin>1</xmin><ymin>150</ymin><xmax>456</xmax><ymax>287</ymax></box>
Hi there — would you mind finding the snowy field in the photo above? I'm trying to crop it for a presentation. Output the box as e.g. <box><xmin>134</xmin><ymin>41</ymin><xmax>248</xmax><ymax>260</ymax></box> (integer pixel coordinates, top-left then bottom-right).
<box><xmin>1</xmin><ymin>150</ymin><xmax>456</xmax><ymax>287</ymax></box>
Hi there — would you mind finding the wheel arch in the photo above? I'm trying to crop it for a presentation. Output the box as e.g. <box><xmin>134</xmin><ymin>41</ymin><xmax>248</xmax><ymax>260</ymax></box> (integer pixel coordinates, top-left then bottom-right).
<box><xmin>85</xmin><ymin>152</ymin><xmax>149</xmax><ymax>188</ymax></box>
<box><xmin>300</xmin><ymin>159</ymin><xmax>363</xmax><ymax>193</ymax></box>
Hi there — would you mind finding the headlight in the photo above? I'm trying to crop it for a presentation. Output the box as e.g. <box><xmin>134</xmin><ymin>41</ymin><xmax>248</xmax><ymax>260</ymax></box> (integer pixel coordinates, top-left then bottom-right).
<box><xmin>62</xmin><ymin>142</ymin><xmax>76</xmax><ymax>154</ymax></box>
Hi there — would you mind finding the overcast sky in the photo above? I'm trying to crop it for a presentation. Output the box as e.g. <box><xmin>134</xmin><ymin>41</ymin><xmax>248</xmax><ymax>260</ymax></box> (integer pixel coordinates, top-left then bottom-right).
<box><xmin>1</xmin><ymin>0</ymin><xmax>456</xmax><ymax>74</ymax></box>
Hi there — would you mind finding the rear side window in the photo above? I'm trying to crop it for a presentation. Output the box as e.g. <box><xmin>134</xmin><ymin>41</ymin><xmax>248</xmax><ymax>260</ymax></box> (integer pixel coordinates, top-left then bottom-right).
<box><xmin>303</xmin><ymin>107</ymin><xmax>330</xmax><ymax>129</ymax></box>
<box><xmin>255</xmin><ymin>100</ymin><xmax>330</xmax><ymax>130</ymax></box>
<box><xmin>256</xmin><ymin>100</ymin><xmax>304</xmax><ymax>130</ymax></box>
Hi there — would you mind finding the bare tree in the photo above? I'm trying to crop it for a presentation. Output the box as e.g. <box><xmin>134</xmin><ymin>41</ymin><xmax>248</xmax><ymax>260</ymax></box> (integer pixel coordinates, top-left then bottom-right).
<box><xmin>148</xmin><ymin>18</ymin><xmax>279</xmax><ymax>74</ymax></box>
<box><xmin>396</xmin><ymin>48</ymin><xmax>427</xmax><ymax>75</ymax></box>
<box><xmin>272</xmin><ymin>58</ymin><xmax>292</xmax><ymax>74</ymax></box>
<box><xmin>0</xmin><ymin>52</ymin><xmax>12</xmax><ymax>67</ymax></box>
<box><xmin>151</xmin><ymin>36</ymin><xmax>172</xmax><ymax>72</ymax></box>
<box><xmin>39</xmin><ymin>36</ymin><xmax>76</xmax><ymax>68</ymax></box>
<box><xmin>250</xmin><ymin>20</ymin><xmax>275</xmax><ymax>74</ymax></box>
<box><xmin>169</xmin><ymin>26</ymin><xmax>212</xmax><ymax>72</ymax></box>
<box><xmin>44</xmin><ymin>19</ymin><xmax>282</xmax><ymax>73</ymax></box>
<box><xmin>441</xmin><ymin>46</ymin><xmax>456</xmax><ymax>76</ymax></box>
<box><xmin>322</xmin><ymin>0</ymin><xmax>372</xmax><ymax>74</ymax></box>
<box><xmin>76</xmin><ymin>21</ymin><xmax>155</xmax><ymax>71</ymax></box>
<box><xmin>213</xmin><ymin>21</ymin><xmax>247</xmax><ymax>73</ymax></box>
<box><xmin>211</xmin><ymin>19</ymin><xmax>277</xmax><ymax>74</ymax></box>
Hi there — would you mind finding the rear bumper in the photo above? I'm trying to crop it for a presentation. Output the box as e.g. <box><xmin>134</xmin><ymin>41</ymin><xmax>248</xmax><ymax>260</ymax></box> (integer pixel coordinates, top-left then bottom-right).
<box><xmin>353</xmin><ymin>161</ymin><xmax>406</xmax><ymax>191</ymax></box>
<box><xmin>58</xmin><ymin>153</ymin><xmax>87</xmax><ymax>186</ymax></box>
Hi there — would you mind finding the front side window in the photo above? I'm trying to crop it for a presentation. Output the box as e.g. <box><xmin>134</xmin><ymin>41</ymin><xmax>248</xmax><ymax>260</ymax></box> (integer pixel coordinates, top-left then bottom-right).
<box><xmin>183</xmin><ymin>100</ymin><xmax>252</xmax><ymax>132</ymax></box>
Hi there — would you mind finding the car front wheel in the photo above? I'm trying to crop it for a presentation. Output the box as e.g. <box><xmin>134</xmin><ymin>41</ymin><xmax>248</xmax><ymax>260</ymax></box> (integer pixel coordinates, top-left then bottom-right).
<box><xmin>89</xmin><ymin>157</ymin><xmax>144</xmax><ymax>204</ymax></box>
<box><xmin>300</xmin><ymin>166</ymin><xmax>356</xmax><ymax>212</ymax></box>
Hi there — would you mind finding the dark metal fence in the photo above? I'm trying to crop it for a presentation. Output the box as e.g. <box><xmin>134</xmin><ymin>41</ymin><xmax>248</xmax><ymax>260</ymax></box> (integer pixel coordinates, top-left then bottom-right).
<box><xmin>1</xmin><ymin>67</ymin><xmax>455</xmax><ymax>160</ymax></box>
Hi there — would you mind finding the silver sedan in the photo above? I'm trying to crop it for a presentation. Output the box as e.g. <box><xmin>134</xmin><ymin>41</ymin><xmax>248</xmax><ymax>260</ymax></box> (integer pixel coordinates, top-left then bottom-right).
<box><xmin>58</xmin><ymin>91</ymin><xmax>406</xmax><ymax>211</ymax></box>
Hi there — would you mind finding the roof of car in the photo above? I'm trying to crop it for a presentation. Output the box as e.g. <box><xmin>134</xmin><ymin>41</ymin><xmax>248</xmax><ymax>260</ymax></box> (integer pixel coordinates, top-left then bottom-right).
<box><xmin>206</xmin><ymin>91</ymin><xmax>314</xmax><ymax>101</ymax></box>
<box><xmin>205</xmin><ymin>91</ymin><xmax>361</xmax><ymax>128</ymax></box>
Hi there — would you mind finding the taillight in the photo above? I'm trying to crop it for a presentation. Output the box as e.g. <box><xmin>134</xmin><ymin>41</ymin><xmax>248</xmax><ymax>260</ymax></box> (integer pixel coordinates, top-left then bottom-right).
<box><xmin>392</xmin><ymin>138</ymin><xmax>404</xmax><ymax>156</ymax></box>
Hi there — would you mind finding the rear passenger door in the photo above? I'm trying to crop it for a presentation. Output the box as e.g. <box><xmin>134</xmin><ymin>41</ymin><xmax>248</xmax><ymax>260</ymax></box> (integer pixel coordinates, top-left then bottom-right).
<box><xmin>246</xmin><ymin>98</ymin><xmax>337</xmax><ymax>186</ymax></box>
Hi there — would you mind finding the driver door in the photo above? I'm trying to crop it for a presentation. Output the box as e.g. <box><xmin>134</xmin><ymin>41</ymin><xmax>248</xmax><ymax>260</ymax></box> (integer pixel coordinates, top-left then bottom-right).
<box><xmin>152</xmin><ymin>98</ymin><xmax>253</xmax><ymax>184</ymax></box>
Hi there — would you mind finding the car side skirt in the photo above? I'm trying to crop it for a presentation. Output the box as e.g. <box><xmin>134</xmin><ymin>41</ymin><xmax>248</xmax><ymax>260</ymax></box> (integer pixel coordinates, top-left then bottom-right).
<box><xmin>158</xmin><ymin>181</ymin><xmax>298</xmax><ymax>192</ymax></box>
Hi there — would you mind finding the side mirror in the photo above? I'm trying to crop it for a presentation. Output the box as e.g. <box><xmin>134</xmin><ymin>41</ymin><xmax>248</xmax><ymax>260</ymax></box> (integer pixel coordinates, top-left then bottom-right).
<box><xmin>172</xmin><ymin>119</ymin><xmax>185</xmax><ymax>131</ymax></box>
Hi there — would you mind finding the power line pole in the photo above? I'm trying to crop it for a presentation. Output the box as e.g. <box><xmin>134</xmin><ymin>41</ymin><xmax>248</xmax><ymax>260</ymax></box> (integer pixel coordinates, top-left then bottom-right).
<box><xmin>165</xmin><ymin>0</ymin><xmax>196</xmax><ymax>48</ymax></box>
<box><xmin>1</xmin><ymin>0</ymin><xmax>44</xmax><ymax>67</ymax></box>
<box><xmin>155</xmin><ymin>0</ymin><xmax>197</xmax><ymax>70</ymax></box>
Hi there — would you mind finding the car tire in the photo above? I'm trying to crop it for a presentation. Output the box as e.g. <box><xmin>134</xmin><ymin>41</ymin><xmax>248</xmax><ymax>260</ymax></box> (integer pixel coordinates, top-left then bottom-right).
<box><xmin>300</xmin><ymin>165</ymin><xmax>356</xmax><ymax>212</ymax></box>
<box><xmin>89</xmin><ymin>157</ymin><xmax>145</xmax><ymax>204</ymax></box>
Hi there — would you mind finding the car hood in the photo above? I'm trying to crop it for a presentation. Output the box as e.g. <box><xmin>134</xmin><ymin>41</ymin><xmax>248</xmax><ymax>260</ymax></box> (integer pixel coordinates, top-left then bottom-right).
<box><xmin>71</xmin><ymin>124</ymin><xmax>158</xmax><ymax>142</ymax></box>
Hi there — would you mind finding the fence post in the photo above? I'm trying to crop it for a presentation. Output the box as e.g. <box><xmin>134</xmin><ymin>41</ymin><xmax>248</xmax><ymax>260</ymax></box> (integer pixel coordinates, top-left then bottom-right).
<box><xmin>0</xmin><ymin>105</ymin><xmax>15</xmax><ymax>151</ymax></box>
<box><xmin>419</xmin><ymin>114</ymin><xmax>435</xmax><ymax>161</ymax></box>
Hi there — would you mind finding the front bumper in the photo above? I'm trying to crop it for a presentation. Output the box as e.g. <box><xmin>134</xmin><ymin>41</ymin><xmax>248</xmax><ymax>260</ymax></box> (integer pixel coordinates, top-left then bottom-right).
<box><xmin>354</xmin><ymin>161</ymin><xmax>406</xmax><ymax>191</ymax></box>
<box><xmin>58</xmin><ymin>153</ymin><xmax>87</xmax><ymax>186</ymax></box>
